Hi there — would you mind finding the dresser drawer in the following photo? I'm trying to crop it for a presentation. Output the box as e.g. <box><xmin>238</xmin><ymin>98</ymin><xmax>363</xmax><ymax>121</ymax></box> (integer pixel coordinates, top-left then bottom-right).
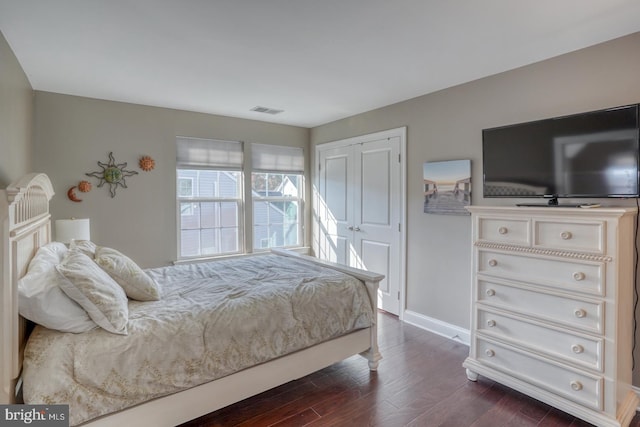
<box><xmin>534</xmin><ymin>219</ymin><xmax>605</xmax><ymax>254</ymax></box>
<box><xmin>476</xmin><ymin>338</ymin><xmax>603</xmax><ymax>411</ymax></box>
<box><xmin>476</xmin><ymin>309</ymin><xmax>603</xmax><ymax>371</ymax></box>
<box><xmin>478</xmin><ymin>250</ymin><xmax>604</xmax><ymax>296</ymax></box>
<box><xmin>477</xmin><ymin>216</ymin><xmax>530</xmax><ymax>246</ymax></box>
<box><xmin>477</xmin><ymin>279</ymin><xmax>603</xmax><ymax>334</ymax></box>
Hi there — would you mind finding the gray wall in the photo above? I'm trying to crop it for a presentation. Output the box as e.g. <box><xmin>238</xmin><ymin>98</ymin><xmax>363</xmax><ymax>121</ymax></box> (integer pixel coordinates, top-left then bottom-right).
<box><xmin>0</xmin><ymin>30</ymin><xmax>33</xmax><ymax>187</ymax></box>
<box><xmin>33</xmin><ymin>92</ymin><xmax>309</xmax><ymax>268</ymax></box>
<box><xmin>311</xmin><ymin>32</ymin><xmax>640</xmax><ymax>380</ymax></box>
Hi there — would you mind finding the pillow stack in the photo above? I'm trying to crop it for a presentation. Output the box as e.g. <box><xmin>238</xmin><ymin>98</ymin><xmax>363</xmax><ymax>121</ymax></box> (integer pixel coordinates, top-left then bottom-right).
<box><xmin>18</xmin><ymin>240</ymin><xmax>161</xmax><ymax>335</ymax></box>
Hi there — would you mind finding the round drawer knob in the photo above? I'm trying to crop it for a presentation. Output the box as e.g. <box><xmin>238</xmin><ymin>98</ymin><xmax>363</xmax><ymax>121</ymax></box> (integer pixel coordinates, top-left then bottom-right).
<box><xmin>560</xmin><ymin>231</ymin><xmax>573</xmax><ymax>240</ymax></box>
<box><xmin>571</xmin><ymin>344</ymin><xmax>584</xmax><ymax>354</ymax></box>
<box><xmin>572</xmin><ymin>272</ymin><xmax>585</xmax><ymax>281</ymax></box>
<box><xmin>488</xmin><ymin>259</ymin><xmax>498</xmax><ymax>267</ymax></box>
<box><xmin>485</xmin><ymin>349</ymin><xmax>495</xmax><ymax>357</ymax></box>
<box><xmin>574</xmin><ymin>309</ymin><xmax>587</xmax><ymax>318</ymax></box>
<box><xmin>570</xmin><ymin>381</ymin><xmax>583</xmax><ymax>391</ymax></box>
<box><xmin>486</xmin><ymin>319</ymin><xmax>496</xmax><ymax>327</ymax></box>
<box><xmin>485</xmin><ymin>289</ymin><xmax>496</xmax><ymax>297</ymax></box>
<box><xmin>498</xmin><ymin>227</ymin><xmax>508</xmax><ymax>235</ymax></box>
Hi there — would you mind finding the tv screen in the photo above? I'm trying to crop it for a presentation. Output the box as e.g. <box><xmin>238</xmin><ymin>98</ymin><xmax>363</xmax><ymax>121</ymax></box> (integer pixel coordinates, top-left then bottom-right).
<box><xmin>482</xmin><ymin>104</ymin><xmax>640</xmax><ymax>199</ymax></box>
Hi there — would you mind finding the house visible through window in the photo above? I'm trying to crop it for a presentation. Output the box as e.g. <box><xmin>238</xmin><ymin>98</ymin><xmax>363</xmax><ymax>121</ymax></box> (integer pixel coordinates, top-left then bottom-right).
<box><xmin>176</xmin><ymin>137</ymin><xmax>304</xmax><ymax>260</ymax></box>
<box><xmin>252</xmin><ymin>172</ymin><xmax>302</xmax><ymax>249</ymax></box>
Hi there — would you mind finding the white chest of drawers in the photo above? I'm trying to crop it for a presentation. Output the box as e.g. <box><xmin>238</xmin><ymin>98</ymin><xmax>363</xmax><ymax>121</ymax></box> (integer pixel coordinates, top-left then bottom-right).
<box><xmin>463</xmin><ymin>206</ymin><xmax>638</xmax><ymax>427</ymax></box>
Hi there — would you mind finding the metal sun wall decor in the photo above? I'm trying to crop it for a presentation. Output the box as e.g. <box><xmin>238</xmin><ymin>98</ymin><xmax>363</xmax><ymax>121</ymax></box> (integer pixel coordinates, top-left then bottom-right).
<box><xmin>86</xmin><ymin>152</ymin><xmax>138</xmax><ymax>198</ymax></box>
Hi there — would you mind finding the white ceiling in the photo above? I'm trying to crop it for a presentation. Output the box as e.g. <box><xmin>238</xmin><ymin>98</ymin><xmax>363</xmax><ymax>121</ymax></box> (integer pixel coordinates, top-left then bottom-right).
<box><xmin>1</xmin><ymin>1</ymin><xmax>640</xmax><ymax>128</ymax></box>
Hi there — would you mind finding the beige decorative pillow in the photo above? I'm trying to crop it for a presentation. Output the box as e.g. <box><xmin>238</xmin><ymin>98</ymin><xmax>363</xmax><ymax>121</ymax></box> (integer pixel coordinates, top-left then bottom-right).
<box><xmin>56</xmin><ymin>250</ymin><xmax>129</xmax><ymax>335</ymax></box>
<box><xmin>95</xmin><ymin>246</ymin><xmax>160</xmax><ymax>301</ymax></box>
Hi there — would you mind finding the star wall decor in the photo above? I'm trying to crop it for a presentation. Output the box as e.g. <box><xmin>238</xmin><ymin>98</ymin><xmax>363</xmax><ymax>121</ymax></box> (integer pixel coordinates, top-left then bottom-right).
<box><xmin>86</xmin><ymin>152</ymin><xmax>138</xmax><ymax>197</ymax></box>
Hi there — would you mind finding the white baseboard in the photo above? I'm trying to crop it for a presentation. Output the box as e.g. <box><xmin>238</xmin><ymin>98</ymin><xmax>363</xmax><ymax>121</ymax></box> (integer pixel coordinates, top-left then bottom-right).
<box><xmin>403</xmin><ymin>310</ymin><xmax>470</xmax><ymax>346</ymax></box>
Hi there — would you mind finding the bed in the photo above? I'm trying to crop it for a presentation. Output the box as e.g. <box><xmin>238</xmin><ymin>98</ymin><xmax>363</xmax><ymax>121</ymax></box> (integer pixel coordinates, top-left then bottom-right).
<box><xmin>0</xmin><ymin>173</ymin><xmax>383</xmax><ymax>426</ymax></box>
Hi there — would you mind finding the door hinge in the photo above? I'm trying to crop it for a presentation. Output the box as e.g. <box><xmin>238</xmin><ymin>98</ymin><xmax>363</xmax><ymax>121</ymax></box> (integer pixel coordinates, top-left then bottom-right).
<box><xmin>398</xmin><ymin>154</ymin><xmax>401</xmax><ymax>163</ymax></box>
<box><xmin>397</xmin><ymin>291</ymin><xmax>400</xmax><ymax>300</ymax></box>
<box><xmin>398</xmin><ymin>223</ymin><xmax>401</xmax><ymax>232</ymax></box>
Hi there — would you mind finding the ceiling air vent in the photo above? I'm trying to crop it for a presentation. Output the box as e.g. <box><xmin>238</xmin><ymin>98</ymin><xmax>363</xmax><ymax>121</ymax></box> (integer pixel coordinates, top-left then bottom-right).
<box><xmin>251</xmin><ymin>106</ymin><xmax>284</xmax><ymax>115</ymax></box>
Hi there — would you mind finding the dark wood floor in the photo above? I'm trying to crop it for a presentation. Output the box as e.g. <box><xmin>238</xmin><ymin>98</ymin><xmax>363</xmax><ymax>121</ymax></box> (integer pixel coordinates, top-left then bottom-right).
<box><xmin>179</xmin><ymin>312</ymin><xmax>640</xmax><ymax>427</ymax></box>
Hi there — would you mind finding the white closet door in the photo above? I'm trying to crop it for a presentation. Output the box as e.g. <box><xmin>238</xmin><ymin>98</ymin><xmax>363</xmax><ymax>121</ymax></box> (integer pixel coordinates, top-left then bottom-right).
<box><xmin>317</xmin><ymin>135</ymin><xmax>402</xmax><ymax>315</ymax></box>
<box><xmin>317</xmin><ymin>146</ymin><xmax>354</xmax><ymax>266</ymax></box>
<box><xmin>353</xmin><ymin>137</ymin><xmax>401</xmax><ymax>315</ymax></box>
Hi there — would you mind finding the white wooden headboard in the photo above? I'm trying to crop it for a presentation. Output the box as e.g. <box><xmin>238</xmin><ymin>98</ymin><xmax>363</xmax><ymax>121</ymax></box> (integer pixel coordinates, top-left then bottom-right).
<box><xmin>1</xmin><ymin>173</ymin><xmax>54</xmax><ymax>404</ymax></box>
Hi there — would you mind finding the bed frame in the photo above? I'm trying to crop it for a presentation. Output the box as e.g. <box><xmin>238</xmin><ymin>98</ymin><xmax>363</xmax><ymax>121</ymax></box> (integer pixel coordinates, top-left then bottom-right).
<box><xmin>0</xmin><ymin>173</ymin><xmax>383</xmax><ymax>426</ymax></box>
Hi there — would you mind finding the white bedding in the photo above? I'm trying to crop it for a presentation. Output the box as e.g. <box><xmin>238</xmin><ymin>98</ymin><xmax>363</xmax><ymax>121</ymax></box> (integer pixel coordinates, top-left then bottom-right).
<box><xmin>22</xmin><ymin>254</ymin><xmax>374</xmax><ymax>426</ymax></box>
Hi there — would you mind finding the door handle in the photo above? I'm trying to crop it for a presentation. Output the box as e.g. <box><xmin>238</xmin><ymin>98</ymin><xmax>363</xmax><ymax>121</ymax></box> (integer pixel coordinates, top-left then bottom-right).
<box><xmin>348</xmin><ymin>226</ymin><xmax>354</xmax><ymax>230</ymax></box>
<box><xmin>354</xmin><ymin>226</ymin><xmax>361</xmax><ymax>232</ymax></box>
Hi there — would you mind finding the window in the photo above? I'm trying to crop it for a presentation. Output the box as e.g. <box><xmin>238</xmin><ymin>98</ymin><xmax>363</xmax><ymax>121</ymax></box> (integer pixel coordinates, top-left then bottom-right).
<box><xmin>252</xmin><ymin>173</ymin><xmax>303</xmax><ymax>250</ymax></box>
<box><xmin>177</xmin><ymin>137</ymin><xmax>243</xmax><ymax>258</ymax></box>
<box><xmin>176</xmin><ymin>138</ymin><xmax>305</xmax><ymax>259</ymax></box>
<box><xmin>251</xmin><ymin>144</ymin><xmax>304</xmax><ymax>251</ymax></box>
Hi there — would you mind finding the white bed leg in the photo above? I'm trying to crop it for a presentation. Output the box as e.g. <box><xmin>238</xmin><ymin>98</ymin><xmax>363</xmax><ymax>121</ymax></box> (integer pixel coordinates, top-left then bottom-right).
<box><xmin>362</xmin><ymin>348</ymin><xmax>382</xmax><ymax>371</ymax></box>
<box><xmin>361</xmin><ymin>311</ymin><xmax>382</xmax><ymax>371</ymax></box>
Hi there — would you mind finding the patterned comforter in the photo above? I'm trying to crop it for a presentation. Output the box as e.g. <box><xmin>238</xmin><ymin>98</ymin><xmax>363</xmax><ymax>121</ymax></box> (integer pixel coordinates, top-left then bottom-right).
<box><xmin>22</xmin><ymin>254</ymin><xmax>373</xmax><ymax>425</ymax></box>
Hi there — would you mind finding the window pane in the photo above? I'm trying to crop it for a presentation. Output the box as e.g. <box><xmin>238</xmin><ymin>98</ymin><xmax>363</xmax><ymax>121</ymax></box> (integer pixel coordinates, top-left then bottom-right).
<box><xmin>178</xmin><ymin>169</ymin><xmax>241</xmax><ymax>198</ymax></box>
<box><xmin>201</xmin><ymin>228</ymin><xmax>218</xmax><ymax>255</ymax></box>
<box><xmin>220</xmin><ymin>202</ymin><xmax>238</xmax><ymax>227</ymax></box>
<box><xmin>252</xmin><ymin>199</ymin><xmax>300</xmax><ymax>250</ymax></box>
<box><xmin>254</xmin><ymin>225</ymin><xmax>269</xmax><ymax>249</ymax></box>
<box><xmin>196</xmin><ymin>170</ymin><xmax>218</xmax><ymax>197</ymax></box>
<box><xmin>200</xmin><ymin>202</ymin><xmax>217</xmax><ymax>228</ymax></box>
<box><xmin>282</xmin><ymin>174</ymin><xmax>302</xmax><ymax>196</ymax></box>
<box><xmin>218</xmin><ymin>171</ymin><xmax>241</xmax><ymax>198</ymax></box>
<box><xmin>181</xmin><ymin>229</ymin><xmax>200</xmax><ymax>257</ymax></box>
<box><xmin>253</xmin><ymin>201</ymin><xmax>269</xmax><ymax>226</ymax></box>
<box><xmin>284</xmin><ymin>224</ymin><xmax>298</xmax><ymax>246</ymax></box>
<box><xmin>177</xmin><ymin>178</ymin><xmax>193</xmax><ymax>197</ymax></box>
<box><xmin>220</xmin><ymin>228</ymin><xmax>239</xmax><ymax>253</ymax></box>
<box><xmin>252</xmin><ymin>172</ymin><xmax>302</xmax><ymax>196</ymax></box>
<box><xmin>283</xmin><ymin>201</ymin><xmax>299</xmax><ymax>246</ymax></box>
<box><xmin>180</xmin><ymin>202</ymin><xmax>200</xmax><ymax>229</ymax></box>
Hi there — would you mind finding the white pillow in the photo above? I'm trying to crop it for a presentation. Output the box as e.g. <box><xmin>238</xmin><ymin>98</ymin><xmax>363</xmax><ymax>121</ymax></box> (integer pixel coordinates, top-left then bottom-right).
<box><xmin>69</xmin><ymin>239</ymin><xmax>97</xmax><ymax>257</ymax></box>
<box><xmin>56</xmin><ymin>250</ymin><xmax>129</xmax><ymax>335</ymax></box>
<box><xmin>18</xmin><ymin>242</ymin><xmax>96</xmax><ymax>333</ymax></box>
<box><xmin>95</xmin><ymin>246</ymin><xmax>160</xmax><ymax>301</ymax></box>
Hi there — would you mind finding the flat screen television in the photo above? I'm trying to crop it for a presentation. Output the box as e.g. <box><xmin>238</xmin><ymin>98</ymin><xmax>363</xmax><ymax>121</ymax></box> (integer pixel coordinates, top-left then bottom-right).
<box><xmin>482</xmin><ymin>104</ymin><xmax>640</xmax><ymax>205</ymax></box>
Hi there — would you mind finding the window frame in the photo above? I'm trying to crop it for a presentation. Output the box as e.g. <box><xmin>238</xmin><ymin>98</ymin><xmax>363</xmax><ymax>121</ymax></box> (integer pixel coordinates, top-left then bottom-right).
<box><xmin>251</xmin><ymin>172</ymin><xmax>304</xmax><ymax>252</ymax></box>
<box><xmin>176</xmin><ymin>168</ymin><xmax>245</xmax><ymax>260</ymax></box>
<box><xmin>176</xmin><ymin>138</ymin><xmax>305</xmax><ymax>261</ymax></box>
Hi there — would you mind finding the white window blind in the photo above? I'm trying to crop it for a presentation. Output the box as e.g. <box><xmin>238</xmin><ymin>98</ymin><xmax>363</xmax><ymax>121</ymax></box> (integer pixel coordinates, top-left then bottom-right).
<box><xmin>177</xmin><ymin>137</ymin><xmax>243</xmax><ymax>169</ymax></box>
<box><xmin>251</xmin><ymin>144</ymin><xmax>304</xmax><ymax>173</ymax></box>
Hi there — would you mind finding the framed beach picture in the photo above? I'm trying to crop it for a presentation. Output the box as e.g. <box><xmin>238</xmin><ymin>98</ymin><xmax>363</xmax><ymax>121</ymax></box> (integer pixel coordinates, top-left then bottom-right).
<box><xmin>423</xmin><ymin>159</ymin><xmax>471</xmax><ymax>215</ymax></box>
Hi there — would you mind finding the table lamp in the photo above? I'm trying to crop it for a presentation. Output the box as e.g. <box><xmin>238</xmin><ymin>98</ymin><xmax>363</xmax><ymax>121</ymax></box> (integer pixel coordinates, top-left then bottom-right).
<box><xmin>55</xmin><ymin>218</ymin><xmax>91</xmax><ymax>244</ymax></box>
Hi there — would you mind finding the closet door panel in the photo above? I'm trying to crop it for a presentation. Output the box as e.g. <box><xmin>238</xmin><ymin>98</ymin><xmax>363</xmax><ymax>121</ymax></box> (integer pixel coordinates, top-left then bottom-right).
<box><xmin>318</xmin><ymin>147</ymin><xmax>355</xmax><ymax>267</ymax></box>
<box><xmin>360</xmin><ymin>148</ymin><xmax>391</xmax><ymax>226</ymax></box>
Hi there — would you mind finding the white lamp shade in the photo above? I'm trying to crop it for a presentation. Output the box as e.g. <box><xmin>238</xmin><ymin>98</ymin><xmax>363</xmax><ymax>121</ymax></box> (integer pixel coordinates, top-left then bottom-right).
<box><xmin>55</xmin><ymin>218</ymin><xmax>91</xmax><ymax>243</ymax></box>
